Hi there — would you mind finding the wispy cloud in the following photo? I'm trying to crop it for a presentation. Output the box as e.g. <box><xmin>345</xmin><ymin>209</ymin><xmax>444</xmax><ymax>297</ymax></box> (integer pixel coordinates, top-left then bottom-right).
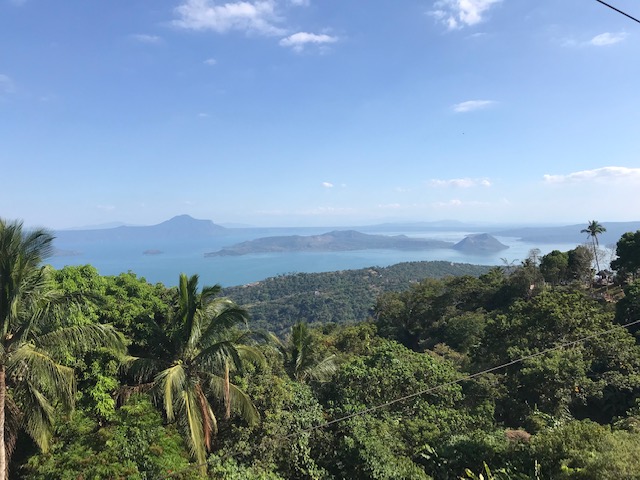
<box><xmin>0</xmin><ymin>74</ymin><xmax>15</xmax><ymax>95</ymax></box>
<box><xmin>434</xmin><ymin>199</ymin><xmax>463</xmax><ymax>207</ymax></box>
<box><xmin>562</xmin><ymin>32</ymin><xmax>628</xmax><ymax>48</ymax></box>
<box><xmin>429</xmin><ymin>177</ymin><xmax>492</xmax><ymax>188</ymax></box>
<box><xmin>589</xmin><ymin>32</ymin><xmax>627</xmax><ymax>46</ymax></box>
<box><xmin>288</xmin><ymin>0</ymin><xmax>309</xmax><ymax>5</ymax></box>
<box><xmin>321</xmin><ymin>181</ymin><xmax>334</xmax><ymax>188</ymax></box>
<box><xmin>97</xmin><ymin>204</ymin><xmax>116</xmax><ymax>212</ymax></box>
<box><xmin>430</xmin><ymin>0</ymin><xmax>501</xmax><ymax>30</ymax></box>
<box><xmin>279</xmin><ymin>32</ymin><xmax>338</xmax><ymax>52</ymax></box>
<box><xmin>433</xmin><ymin>199</ymin><xmax>489</xmax><ymax>208</ymax></box>
<box><xmin>173</xmin><ymin>0</ymin><xmax>285</xmax><ymax>36</ymax></box>
<box><xmin>452</xmin><ymin>99</ymin><xmax>495</xmax><ymax>113</ymax></box>
<box><xmin>544</xmin><ymin>166</ymin><xmax>640</xmax><ymax>184</ymax></box>
<box><xmin>131</xmin><ymin>34</ymin><xmax>163</xmax><ymax>44</ymax></box>
<box><xmin>203</xmin><ymin>57</ymin><xmax>218</xmax><ymax>65</ymax></box>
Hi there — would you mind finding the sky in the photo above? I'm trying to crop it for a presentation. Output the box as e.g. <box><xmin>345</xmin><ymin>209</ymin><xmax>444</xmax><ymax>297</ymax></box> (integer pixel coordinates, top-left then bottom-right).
<box><xmin>1</xmin><ymin>0</ymin><xmax>640</xmax><ymax>229</ymax></box>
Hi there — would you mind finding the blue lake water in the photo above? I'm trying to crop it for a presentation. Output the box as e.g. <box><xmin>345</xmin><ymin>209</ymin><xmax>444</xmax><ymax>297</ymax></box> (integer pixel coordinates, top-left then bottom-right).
<box><xmin>48</xmin><ymin>228</ymin><xmax>582</xmax><ymax>287</ymax></box>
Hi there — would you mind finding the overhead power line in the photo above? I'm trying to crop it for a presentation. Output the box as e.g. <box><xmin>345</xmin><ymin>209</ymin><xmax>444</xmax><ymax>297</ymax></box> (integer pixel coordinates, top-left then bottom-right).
<box><xmin>595</xmin><ymin>0</ymin><xmax>640</xmax><ymax>24</ymax></box>
<box><xmin>166</xmin><ymin>317</ymin><xmax>640</xmax><ymax>478</ymax></box>
<box><xmin>288</xmin><ymin>318</ymin><xmax>640</xmax><ymax>437</ymax></box>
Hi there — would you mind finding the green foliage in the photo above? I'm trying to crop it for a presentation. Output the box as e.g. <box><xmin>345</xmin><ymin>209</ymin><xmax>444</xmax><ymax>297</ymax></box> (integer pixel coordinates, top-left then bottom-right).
<box><xmin>532</xmin><ymin>420</ymin><xmax>640</xmax><ymax>479</ymax></box>
<box><xmin>53</xmin><ymin>266</ymin><xmax>172</xmax><ymax>352</ymax></box>
<box><xmin>223</xmin><ymin>261</ymin><xmax>491</xmax><ymax>334</ymax></box>
<box><xmin>0</xmin><ymin>219</ymin><xmax>124</xmax><ymax>480</ymax></box>
<box><xmin>611</xmin><ymin>230</ymin><xmax>640</xmax><ymax>281</ymax></box>
<box><xmin>477</xmin><ymin>290</ymin><xmax>640</xmax><ymax>425</ymax></box>
<box><xmin>23</xmin><ymin>395</ymin><xmax>200</xmax><ymax>480</ymax></box>
<box><xmin>374</xmin><ymin>275</ymin><xmax>495</xmax><ymax>353</ymax></box>
<box><xmin>125</xmin><ymin>273</ymin><xmax>264</xmax><ymax>475</ymax></box>
<box><xmin>540</xmin><ymin>250</ymin><xmax>569</xmax><ymax>286</ymax></box>
<box><xmin>567</xmin><ymin>246</ymin><xmax>593</xmax><ymax>284</ymax></box>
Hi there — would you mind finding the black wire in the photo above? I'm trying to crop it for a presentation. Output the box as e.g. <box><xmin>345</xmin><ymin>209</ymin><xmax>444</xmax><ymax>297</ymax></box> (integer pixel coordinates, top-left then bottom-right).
<box><xmin>164</xmin><ymin>317</ymin><xmax>640</xmax><ymax>478</ymax></box>
<box><xmin>595</xmin><ymin>0</ymin><xmax>640</xmax><ymax>24</ymax></box>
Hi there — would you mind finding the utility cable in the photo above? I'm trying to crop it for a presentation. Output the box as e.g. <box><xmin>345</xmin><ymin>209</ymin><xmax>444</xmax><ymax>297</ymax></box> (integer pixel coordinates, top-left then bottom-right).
<box><xmin>595</xmin><ymin>0</ymin><xmax>640</xmax><ymax>24</ymax></box>
<box><xmin>166</xmin><ymin>317</ymin><xmax>640</xmax><ymax>477</ymax></box>
<box><xmin>286</xmin><ymin>318</ymin><xmax>640</xmax><ymax>437</ymax></box>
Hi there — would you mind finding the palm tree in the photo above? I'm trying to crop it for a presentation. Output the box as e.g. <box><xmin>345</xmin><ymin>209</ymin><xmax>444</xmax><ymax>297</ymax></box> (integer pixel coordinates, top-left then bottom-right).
<box><xmin>126</xmin><ymin>273</ymin><xmax>264</xmax><ymax>475</ymax></box>
<box><xmin>581</xmin><ymin>220</ymin><xmax>607</xmax><ymax>275</ymax></box>
<box><xmin>281</xmin><ymin>321</ymin><xmax>337</xmax><ymax>383</ymax></box>
<box><xmin>0</xmin><ymin>219</ymin><xmax>124</xmax><ymax>480</ymax></box>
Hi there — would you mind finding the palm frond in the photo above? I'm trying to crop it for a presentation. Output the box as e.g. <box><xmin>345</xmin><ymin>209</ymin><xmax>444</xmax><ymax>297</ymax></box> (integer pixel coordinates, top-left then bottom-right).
<box><xmin>7</xmin><ymin>344</ymin><xmax>75</xmax><ymax>412</ymax></box>
<box><xmin>34</xmin><ymin>323</ymin><xmax>126</xmax><ymax>358</ymax></box>
<box><xmin>177</xmin><ymin>274</ymin><xmax>203</xmax><ymax>356</ymax></box>
<box><xmin>199</xmin><ymin>284</ymin><xmax>222</xmax><ymax>305</ymax></box>
<box><xmin>180</xmin><ymin>386</ymin><xmax>207</xmax><ymax>471</ymax></box>
<box><xmin>154</xmin><ymin>362</ymin><xmax>187</xmax><ymax>422</ymax></box>
<box><xmin>192</xmin><ymin>341</ymin><xmax>243</xmax><ymax>374</ymax></box>
<box><xmin>300</xmin><ymin>354</ymin><xmax>339</xmax><ymax>383</ymax></box>
<box><xmin>207</xmin><ymin>375</ymin><xmax>260</xmax><ymax>426</ymax></box>
<box><xmin>13</xmin><ymin>381</ymin><xmax>56</xmax><ymax>452</ymax></box>
<box><xmin>199</xmin><ymin>301</ymin><xmax>249</xmax><ymax>343</ymax></box>
<box><xmin>120</xmin><ymin>355</ymin><xmax>166</xmax><ymax>383</ymax></box>
<box><xmin>235</xmin><ymin>344</ymin><xmax>267</xmax><ymax>370</ymax></box>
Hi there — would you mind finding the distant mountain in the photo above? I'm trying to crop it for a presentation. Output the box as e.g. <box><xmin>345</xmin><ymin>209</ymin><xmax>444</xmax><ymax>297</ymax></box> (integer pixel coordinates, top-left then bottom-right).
<box><xmin>205</xmin><ymin>230</ymin><xmax>453</xmax><ymax>256</ymax></box>
<box><xmin>453</xmin><ymin>234</ymin><xmax>509</xmax><ymax>253</ymax></box>
<box><xmin>62</xmin><ymin>221</ymin><xmax>129</xmax><ymax>230</ymax></box>
<box><xmin>496</xmin><ymin>222</ymin><xmax>640</xmax><ymax>245</ymax></box>
<box><xmin>54</xmin><ymin>214</ymin><xmax>227</xmax><ymax>242</ymax></box>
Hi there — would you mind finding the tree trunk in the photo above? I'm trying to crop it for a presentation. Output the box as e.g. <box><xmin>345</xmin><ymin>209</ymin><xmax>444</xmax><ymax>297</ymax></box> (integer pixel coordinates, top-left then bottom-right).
<box><xmin>0</xmin><ymin>364</ymin><xmax>6</xmax><ymax>480</ymax></box>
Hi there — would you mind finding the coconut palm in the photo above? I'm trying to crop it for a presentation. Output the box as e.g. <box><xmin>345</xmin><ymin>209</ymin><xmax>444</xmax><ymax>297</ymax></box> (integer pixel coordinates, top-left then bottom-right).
<box><xmin>282</xmin><ymin>321</ymin><xmax>338</xmax><ymax>383</ymax></box>
<box><xmin>0</xmin><ymin>219</ymin><xmax>124</xmax><ymax>480</ymax></box>
<box><xmin>581</xmin><ymin>220</ymin><xmax>607</xmax><ymax>275</ymax></box>
<box><xmin>125</xmin><ymin>273</ymin><xmax>264</xmax><ymax>474</ymax></box>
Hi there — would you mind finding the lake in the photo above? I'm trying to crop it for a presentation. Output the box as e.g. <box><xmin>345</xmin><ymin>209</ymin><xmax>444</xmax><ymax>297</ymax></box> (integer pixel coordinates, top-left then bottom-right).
<box><xmin>47</xmin><ymin>227</ymin><xmax>582</xmax><ymax>287</ymax></box>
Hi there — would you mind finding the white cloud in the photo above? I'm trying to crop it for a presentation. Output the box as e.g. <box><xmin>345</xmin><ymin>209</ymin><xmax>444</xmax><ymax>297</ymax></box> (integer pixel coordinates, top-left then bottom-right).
<box><xmin>288</xmin><ymin>0</ymin><xmax>309</xmax><ymax>5</ymax></box>
<box><xmin>198</xmin><ymin>112</ymin><xmax>210</xmax><ymax>117</ymax></box>
<box><xmin>429</xmin><ymin>177</ymin><xmax>492</xmax><ymax>188</ymax></box>
<box><xmin>434</xmin><ymin>199</ymin><xmax>464</xmax><ymax>207</ymax></box>
<box><xmin>279</xmin><ymin>32</ymin><xmax>338</xmax><ymax>51</ymax></box>
<box><xmin>131</xmin><ymin>34</ymin><xmax>162</xmax><ymax>44</ymax></box>
<box><xmin>321</xmin><ymin>182</ymin><xmax>334</xmax><ymax>188</ymax></box>
<box><xmin>203</xmin><ymin>58</ymin><xmax>218</xmax><ymax>65</ymax></box>
<box><xmin>452</xmin><ymin>99</ymin><xmax>495</xmax><ymax>113</ymax></box>
<box><xmin>589</xmin><ymin>32</ymin><xmax>627</xmax><ymax>46</ymax></box>
<box><xmin>543</xmin><ymin>166</ymin><xmax>640</xmax><ymax>184</ymax></box>
<box><xmin>430</xmin><ymin>0</ymin><xmax>501</xmax><ymax>30</ymax></box>
<box><xmin>0</xmin><ymin>74</ymin><xmax>14</xmax><ymax>95</ymax></box>
<box><xmin>97</xmin><ymin>205</ymin><xmax>116</xmax><ymax>212</ymax></box>
<box><xmin>173</xmin><ymin>0</ymin><xmax>285</xmax><ymax>36</ymax></box>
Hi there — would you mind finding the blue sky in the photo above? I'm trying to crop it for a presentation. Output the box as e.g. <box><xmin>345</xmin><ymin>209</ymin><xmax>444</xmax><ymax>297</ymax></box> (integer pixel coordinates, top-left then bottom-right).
<box><xmin>2</xmin><ymin>0</ymin><xmax>639</xmax><ymax>228</ymax></box>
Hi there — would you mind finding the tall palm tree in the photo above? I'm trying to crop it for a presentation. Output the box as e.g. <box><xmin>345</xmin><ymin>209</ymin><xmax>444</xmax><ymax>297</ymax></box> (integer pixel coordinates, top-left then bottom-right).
<box><xmin>581</xmin><ymin>220</ymin><xmax>607</xmax><ymax>275</ymax></box>
<box><xmin>0</xmin><ymin>219</ymin><xmax>124</xmax><ymax>480</ymax></box>
<box><xmin>126</xmin><ymin>273</ymin><xmax>264</xmax><ymax>475</ymax></box>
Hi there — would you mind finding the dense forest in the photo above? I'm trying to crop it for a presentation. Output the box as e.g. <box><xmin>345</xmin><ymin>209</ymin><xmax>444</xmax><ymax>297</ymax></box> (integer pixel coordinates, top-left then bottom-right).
<box><xmin>222</xmin><ymin>261</ymin><xmax>491</xmax><ymax>334</ymax></box>
<box><xmin>3</xmin><ymin>218</ymin><xmax>640</xmax><ymax>479</ymax></box>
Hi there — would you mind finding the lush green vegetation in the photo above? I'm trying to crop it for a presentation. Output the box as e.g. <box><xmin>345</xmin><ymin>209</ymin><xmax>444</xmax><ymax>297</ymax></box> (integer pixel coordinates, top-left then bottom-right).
<box><xmin>4</xmin><ymin>217</ymin><xmax>640</xmax><ymax>479</ymax></box>
<box><xmin>222</xmin><ymin>261</ymin><xmax>491</xmax><ymax>334</ymax></box>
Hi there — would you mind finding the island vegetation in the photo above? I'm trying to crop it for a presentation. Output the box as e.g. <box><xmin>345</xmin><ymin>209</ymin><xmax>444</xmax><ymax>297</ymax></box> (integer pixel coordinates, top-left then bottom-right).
<box><xmin>3</xmin><ymin>217</ymin><xmax>640</xmax><ymax>479</ymax></box>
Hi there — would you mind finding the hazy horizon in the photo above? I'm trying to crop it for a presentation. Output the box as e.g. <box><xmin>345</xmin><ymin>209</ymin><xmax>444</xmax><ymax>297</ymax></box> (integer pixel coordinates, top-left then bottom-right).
<box><xmin>25</xmin><ymin>213</ymin><xmax>640</xmax><ymax>232</ymax></box>
<box><xmin>2</xmin><ymin>1</ymin><xmax>640</xmax><ymax>229</ymax></box>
